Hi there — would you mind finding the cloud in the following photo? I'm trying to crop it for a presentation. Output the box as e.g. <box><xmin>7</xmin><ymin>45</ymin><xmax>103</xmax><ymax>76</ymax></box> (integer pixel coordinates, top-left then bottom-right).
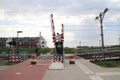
<box><xmin>0</xmin><ymin>0</ymin><xmax>120</xmax><ymax>47</ymax></box>
<box><xmin>64</xmin><ymin>32</ymin><xmax>76</xmax><ymax>47</ymax></box>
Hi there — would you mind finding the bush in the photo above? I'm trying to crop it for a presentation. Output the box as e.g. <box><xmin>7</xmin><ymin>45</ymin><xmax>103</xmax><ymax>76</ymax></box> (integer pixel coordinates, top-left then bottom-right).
<box><xmin>92</xmin><ymin>60</ymin><xmax>120</xmax><ymax>68</ymax></box>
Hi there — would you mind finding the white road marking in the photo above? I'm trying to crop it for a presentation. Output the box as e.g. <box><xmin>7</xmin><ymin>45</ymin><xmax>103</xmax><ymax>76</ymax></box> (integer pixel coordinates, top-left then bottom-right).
<box><xmin>96</xmin><ymin>72</ymin><xmax>120</xmax><ymax>76</ymax></box>
<box><xmin>89</xmin><ymin>75</ymin><xmax>103</xmax><ymax>80</ymax></box>
<box><xmin>76</xmin><ymin>61</ymin><xmax>94</xmax><ymax>74</ymax></box>
<box><xmin>76</xmin><ymin>61</ymin><xmax>104</xmax><ymax>80</ymax></box>
<box><xmin>29</xmin><ymin>65</ymin><xmax>33</xmax><ymax>67</ymax></box>
<box><xmin>16</xmin><ymin>72</ymin><xmax>21</xmax><ymax>75</ymax></box>
<box><xmin>37</xmin><ymin>64</ymin><xmax>50</xmax><ymax>65</ymax></box>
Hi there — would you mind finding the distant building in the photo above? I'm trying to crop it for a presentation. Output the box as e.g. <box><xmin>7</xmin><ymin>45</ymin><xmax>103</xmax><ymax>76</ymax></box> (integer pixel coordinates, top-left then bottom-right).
<box><xmin>0</xmin><ymin>37</ymin><xmax>47</xmax><ymax>48</ymax></box>
<box><xmin>0</xmin><ymin>37</ymin><xmax>6</xmax><ymax>48</ymax></box>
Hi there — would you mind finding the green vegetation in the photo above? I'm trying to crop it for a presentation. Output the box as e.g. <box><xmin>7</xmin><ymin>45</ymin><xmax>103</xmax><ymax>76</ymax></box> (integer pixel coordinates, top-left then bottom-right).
<box><xmin>19</xmin><ymin>48</ymin><xmax>51</xmax><ymax>54</ymax></box>
<box><xmin>64</xmin><ymin>48</ymin><xmax>74</xmax><ymax>54</ymax></box>
<box><xmin>0</xmin><ymin>45</ymin><xmax>119</xmax><ymax>55</ymax></box>
<box><xmin>92</xmin><ymin>60</ymin><xmax>120</xmax><ymax>68</ymax></box>
<box><xmin>50</xmin><ymin>47</ymin><xmax>74</xmax><ymax>54</ymax></box>
<box><xmin>0</xmin><ymin>62</ymin><xmax>18</xmax><ymax>66</ymax></box>
<box><xmin>39</xmin><ymin>48</ymin><xmax>51</xmax><ymax>54</ymax></box>
<box><xmin>76</xmin><ymin>45</ymin><xmax>120</xmax><ymax>54</ymax></box>
<box><xmin>0</xmin><ymin>48</ymin><xmax>51</xmax><ymax>54</ymax></box>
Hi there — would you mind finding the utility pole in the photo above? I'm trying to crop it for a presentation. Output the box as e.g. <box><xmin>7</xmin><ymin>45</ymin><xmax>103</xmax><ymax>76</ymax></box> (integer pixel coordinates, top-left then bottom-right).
<box><xmin>17</xmin><ymin>31</ymin><xmax>23</xmax><ymax>54</ymax></box>
<box><xmin>118</xmin><ymin>34</ymin><xmax>120</xmax><ymax>51</ymax></box>
<box><xmin>79</xmin><ymin>41</ymin><xmax>81</xmax><ymax>55</ymax></box>
<box><xmin>95</xmin><ymin>8</ymin><xmax>109</xmax><ymax>55</ymax></box>
<box><xmin>99</xmin><ymin>40</ymin><xmax>101</xmax><ymax>46</ymax></box>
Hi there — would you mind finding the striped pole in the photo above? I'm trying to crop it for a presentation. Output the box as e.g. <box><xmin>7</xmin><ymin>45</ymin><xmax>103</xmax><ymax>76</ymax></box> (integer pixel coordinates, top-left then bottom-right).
<box><xmin>50</xmin><ymin>14</ymin><xmax>56</xmax><ymax>43</ymax></box>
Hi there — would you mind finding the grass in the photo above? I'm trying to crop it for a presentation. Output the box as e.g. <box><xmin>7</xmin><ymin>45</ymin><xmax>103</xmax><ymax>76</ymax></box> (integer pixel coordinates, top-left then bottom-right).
<box><xmin>0</xmin><ymin>48</ymin><xmax>51</xmax><ymax>54</ymax></box>
<box><xmin>64</xmin><ymin>48</ymin><xmax>74</xmax><ymax>54</ymax></box>
<box><xmin>91</xmin><ymin>59</ymin><xmax>120</xmax><ymax>68</ymax></box>
<box><xmin>0</xmin><ymin>61</ymin><xmax>19</xmax><ymax>66</ymax></box>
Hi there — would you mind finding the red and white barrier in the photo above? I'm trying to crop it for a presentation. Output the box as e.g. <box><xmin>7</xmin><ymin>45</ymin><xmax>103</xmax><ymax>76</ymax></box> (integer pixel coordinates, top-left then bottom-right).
<box><xmin>53</xmin><ymin>56</ymin><xmax>63</xmax><ymax>63</ymax></box>
<box><xmin>9</xmin><ymin>56</ymin><xmax>22</xmax><ymax>62</ymax></box>
<box><xmin>49</xmin><ymin>55</ymin><xmax>64</xmax><ymax>69</ymax></box>
<box><xmin>90</xmin><ymin>55</ymin><xmax>104</xmax><ymax>61</ymax></box>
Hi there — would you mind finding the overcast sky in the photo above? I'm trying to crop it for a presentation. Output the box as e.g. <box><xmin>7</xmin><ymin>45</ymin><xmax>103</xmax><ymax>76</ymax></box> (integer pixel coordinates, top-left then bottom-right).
<box><xmin>0</xmin><ymin>0</ymin><xmax>120</xmax><ymax>48</ymax></box>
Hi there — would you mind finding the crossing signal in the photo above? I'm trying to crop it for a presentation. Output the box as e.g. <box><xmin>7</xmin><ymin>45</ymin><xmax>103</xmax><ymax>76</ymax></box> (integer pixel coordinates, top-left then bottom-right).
<box><xmin>8</xmin><ymin>38</ymin><xmax>16</xmax><ymax>46</ymax></box>
<box><xmin>12</xmin><ymin>38</ymin><xmax>16</xmax><ymax>46</ymax></box>
<box><xmin>8</xmin><ymin>42</ymin><xmax>13</xmax><ymax>45</ymax></box>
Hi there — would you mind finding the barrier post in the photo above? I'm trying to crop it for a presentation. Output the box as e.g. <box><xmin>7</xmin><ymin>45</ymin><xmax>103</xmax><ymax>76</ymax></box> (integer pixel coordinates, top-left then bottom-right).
<box><xmin>31</xmin><ymin>55</ymin><xmax>37</xmax><ymax>65</ymax></box>
<box><xmin>69</xmin><ymin>55</ymin><xmax>75</xmax><ymax>64</ymax></box>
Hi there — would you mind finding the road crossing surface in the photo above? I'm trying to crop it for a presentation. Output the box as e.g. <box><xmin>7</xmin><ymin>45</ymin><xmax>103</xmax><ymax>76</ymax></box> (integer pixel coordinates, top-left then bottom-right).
<box><xmin>0</xmin><ymin>59</ymin><xmax>51</xmax><ymax>80</ymax></box>
<box><xmin>0</xmin><ymin>57</ymin><xmax>120</xmax><ymax>80</ymax></box>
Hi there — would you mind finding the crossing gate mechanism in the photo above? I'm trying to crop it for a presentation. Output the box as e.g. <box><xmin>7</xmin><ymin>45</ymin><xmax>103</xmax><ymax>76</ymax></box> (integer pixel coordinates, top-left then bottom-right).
<box><xmin>50</xmin><ymin>13</ymin><xmax>64</xmax><ymax>58</ymax></box>
<box><xmin>49</xmin><ymin>14</ymin><xmax>65</xmax><ymax>69</ymax></box>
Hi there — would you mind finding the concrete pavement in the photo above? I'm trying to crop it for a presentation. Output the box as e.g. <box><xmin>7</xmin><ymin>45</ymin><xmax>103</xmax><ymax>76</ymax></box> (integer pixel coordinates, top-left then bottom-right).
<box><xmin>43</xmin><ymin>58</ymin><xmax>120</xmax><ymax>80</ymax></box>
<box><xmin>78</xmin><ymin>58</ymin><xmax>120</xmax><ymax>80</ymax></box>
<box><xmin>43</xmin><ymin>59</ymin><xmax>95</xmax><ymax>80</ymax></box>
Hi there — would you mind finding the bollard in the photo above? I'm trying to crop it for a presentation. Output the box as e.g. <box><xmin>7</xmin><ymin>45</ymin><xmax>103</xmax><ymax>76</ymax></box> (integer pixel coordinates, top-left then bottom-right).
<box><xmin>31</xmin><ymin>55</ymin><xmax>37</xmax><ymax>65</ymax></box>
<box><xmin>69</xmin><ymin>55</ymin><xmax>75</xmax><ymax>64</ymax></box>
